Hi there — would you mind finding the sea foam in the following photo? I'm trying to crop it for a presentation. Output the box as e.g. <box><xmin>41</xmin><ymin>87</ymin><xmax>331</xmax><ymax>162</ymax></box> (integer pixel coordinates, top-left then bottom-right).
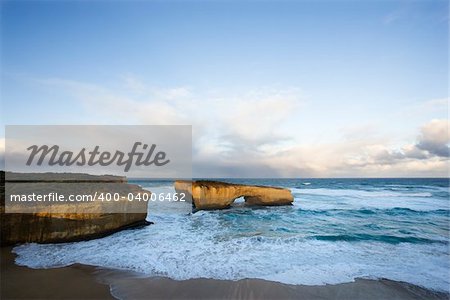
<box><xmin>12</xmin><ymin>179</ymin><xmax>450</xmax><ymax>292</ymax></box>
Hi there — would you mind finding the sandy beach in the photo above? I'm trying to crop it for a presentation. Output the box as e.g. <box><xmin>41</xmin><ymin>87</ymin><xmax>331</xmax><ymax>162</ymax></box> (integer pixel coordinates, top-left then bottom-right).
<box><xmin>1</xmin><ymin>247</ymin><xmax>113</xmax><ymax>299</ymax></box>
<box><xmin>2</xmin><ymin>247</ymin><xmax>448</xmax><ymax>300</ymax></box>
<box><xmin>2</xmin><ymin>0</ymin><xmax>449</xmax><ymax>299</ymax></box>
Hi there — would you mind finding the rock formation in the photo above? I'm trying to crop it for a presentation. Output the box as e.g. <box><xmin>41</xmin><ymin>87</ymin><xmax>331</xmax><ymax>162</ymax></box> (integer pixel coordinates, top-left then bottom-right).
<box><xmin>174</xmin><ymin>180</ymin><xmax>293</xmax><ymax>210</ymax></box>
<box><xmin>1</xmin><ymin>172</ymin><xmax>150</xmax><ymax>246</ymax></box>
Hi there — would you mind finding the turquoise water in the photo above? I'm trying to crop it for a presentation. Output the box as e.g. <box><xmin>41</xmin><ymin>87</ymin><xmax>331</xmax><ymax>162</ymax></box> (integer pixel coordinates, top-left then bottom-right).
<box><xmin>13</xmin><ymin>178</ymin><xmax>450</xmax><ymax>292</ymax></box>
<box><xmin>217</xmin><ymin>178</ymin><xmax>449</xmax><ymax>245</ymax></box>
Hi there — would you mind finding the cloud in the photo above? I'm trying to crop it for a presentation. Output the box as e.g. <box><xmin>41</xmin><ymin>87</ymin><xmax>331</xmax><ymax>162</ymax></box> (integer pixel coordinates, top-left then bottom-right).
<box><xmin>122</xmin><ymin>73</ymin><xmax>146</xmax><ymax>94</ymax></box>
<box><xmin>220</xmin><ymin>88</ymin><xmax>302</xmax><ymax>148</ymax></box>
<box><xmin>36</xmin><ymin>77</ymin><xmax>191</xmax><ymax>125</ymax></box>
<box><xmin>402</xmin><ymin>144</ymin><xmax>428</xmax><ymax>160</ymax></box>
<box><xmin>421</xmin><ymin>98</ymin><xmax>448</xmax><ymax>110</ymax></box>
<box><xmin>25</xmin><ymin>76</ymin><xmax>449</xmax><ymax>177</ymax></box>
<box><xmin>416</xmin><ymin>119</ymin><xmax>449</xmax><ymax>157</ymax></box>
<box><xmin>162</xmin><ymin>87</ymin><xmax>192</xmax><ymax>100</ymax></box>
<box><xmin>260</xmin><ymin>119</ymin><xmax>449</xmax><ymax>177</ymax></box>
<box><xmin>32</xmin><ymin>76</ymin><xmax>304</xmax><ymax>168</ymax></box>
<box><xmin>404</xmin><ymin>97</ymin><xmax>448</xmax><ymax>117</ymax></box>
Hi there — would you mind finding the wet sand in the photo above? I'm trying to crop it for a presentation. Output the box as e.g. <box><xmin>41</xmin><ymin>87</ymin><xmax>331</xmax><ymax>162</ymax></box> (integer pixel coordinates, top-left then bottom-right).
<box><xmin>1</xmin><ymin>247</ymin><xmax>448</xmax><ymax>300</ymax></box>
<box><xmin>104</xmin><ymin>274</ymin><xmax>448</xmax><ymax>300</ymax></box>
<box><xmin>1</xmin><ymin>247</ymin><xmax>113</xmax><ymax>299</ymax></box>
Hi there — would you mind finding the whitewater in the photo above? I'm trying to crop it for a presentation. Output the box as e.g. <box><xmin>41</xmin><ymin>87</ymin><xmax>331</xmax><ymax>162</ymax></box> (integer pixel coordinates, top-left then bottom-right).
<box><xmin>13</xmin><ymin>178</ymin><xmax>450</xmax><ymax>292</ymax></box>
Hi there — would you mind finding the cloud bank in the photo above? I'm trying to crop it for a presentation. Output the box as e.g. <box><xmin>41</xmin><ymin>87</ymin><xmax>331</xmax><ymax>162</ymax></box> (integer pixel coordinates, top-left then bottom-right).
<box><xmin>6</xmin><ymin>75</ymin><xmax>448</xmax><ymax>178</ymax></box>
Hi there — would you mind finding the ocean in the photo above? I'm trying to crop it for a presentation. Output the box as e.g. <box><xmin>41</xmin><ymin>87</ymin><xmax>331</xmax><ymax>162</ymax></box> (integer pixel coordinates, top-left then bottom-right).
<box><xmin>13</xmin><ymin>178</ymin><xmax>450</xmax><ymax>292</ymax></box>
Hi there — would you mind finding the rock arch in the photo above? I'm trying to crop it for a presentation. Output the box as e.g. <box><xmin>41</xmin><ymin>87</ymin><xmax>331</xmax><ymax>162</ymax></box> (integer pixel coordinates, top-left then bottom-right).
<box><xmin>174</xmin><ymin>180</ymin><xmax>293</xmax><ymax>210</ymax></box>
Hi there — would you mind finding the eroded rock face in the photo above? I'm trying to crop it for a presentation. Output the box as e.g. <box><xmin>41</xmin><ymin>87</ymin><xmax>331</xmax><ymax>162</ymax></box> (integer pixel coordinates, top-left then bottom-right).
<box><xmin>0</xmin><ymin>212</ymin><xmax>149</xmax><ymax>245</ymax></box>
<box><xmin>1</xmin><ymin>172</ymin><xmax>150</xmax><ymax>246</ymax></box>
<box><xmin>174</xmin><ymin>180</ymin><xmax>293</xmax><ymax>210</ymax></box>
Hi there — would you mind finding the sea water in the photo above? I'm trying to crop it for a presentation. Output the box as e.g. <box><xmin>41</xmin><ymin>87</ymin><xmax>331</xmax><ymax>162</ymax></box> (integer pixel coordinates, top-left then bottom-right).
<box><xmin>13</xmin><ymin>178</ymin><xmax>450</xmax><ymax>292</ymax></box>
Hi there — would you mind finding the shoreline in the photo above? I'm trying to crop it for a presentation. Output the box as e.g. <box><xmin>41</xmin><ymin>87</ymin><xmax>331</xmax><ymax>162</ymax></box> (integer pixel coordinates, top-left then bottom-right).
<box><xmin>1</xmin><ymin>247</ymin><xmax>113</xmax><ymax>299</ymax></box>
<box><xmin>2</xmin><ymin>247</ymin><xmax>448</xmax><ymax>300</ymax></box>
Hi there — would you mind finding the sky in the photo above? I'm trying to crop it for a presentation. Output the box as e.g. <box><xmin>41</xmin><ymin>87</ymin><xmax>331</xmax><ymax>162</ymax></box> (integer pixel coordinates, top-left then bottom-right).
<box><xmin>0</xmin><ymin>0</ymin><xmax>448</xmax><ymax>177</ymax></box>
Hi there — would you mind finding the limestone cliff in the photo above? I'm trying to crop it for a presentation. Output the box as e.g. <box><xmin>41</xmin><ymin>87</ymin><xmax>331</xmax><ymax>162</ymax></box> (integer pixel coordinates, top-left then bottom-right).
<box><xmin>1</xmin><ymin>172</ymin><xmax>150</xmax><ymax>246</ymax></box>
<box><xmin>174</xmin><ymin>180</ymin><xmax>293</xmax><ymax>210</ymax></box>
